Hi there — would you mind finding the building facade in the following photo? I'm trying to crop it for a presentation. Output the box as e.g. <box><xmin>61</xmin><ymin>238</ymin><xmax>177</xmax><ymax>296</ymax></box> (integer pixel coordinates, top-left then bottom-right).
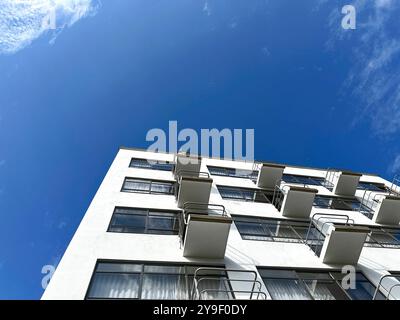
<box><xmin>42</xmin><ymin>147</ymin><xmax>400</xmax><ymax>300</ymax></box>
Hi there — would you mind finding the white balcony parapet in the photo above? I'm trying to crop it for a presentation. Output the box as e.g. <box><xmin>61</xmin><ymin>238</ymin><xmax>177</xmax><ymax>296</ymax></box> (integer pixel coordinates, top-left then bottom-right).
<box><xmin>306</xmin><ymin>213</ymin><xmax>369</xmax><ymax>265</ymax></box>
<box><xmin>326</xmin><ymin>169</ymin><xmax>362</xmax><ymax>196</ymax></box>
<box><xmin>256</xmin><ymin>163</ymin><xmax>285</xmax><ymax>189</ymax></box>
<box><xmin>371</xmin><ymin>195</ymin><xmax>400</xmax><ymax>226</ymax></box>
<box><xmin>176</xmin><ymin>173</ymin><xmax>213</xmax><ymax>208</ymax></box>
<box><xmin>174</xmin><ymin>153</ymin><xmax>202</xmax><ymax>179</ymax></box>
<box><xmin>278</xmin><ymin>186</ymin><xmax>318</xmax><ymax>219</ymax></box>
<box><xmin>179</xmin><ymin>203</ymin><xmax>232</xmax><ymax>259</ymax></box>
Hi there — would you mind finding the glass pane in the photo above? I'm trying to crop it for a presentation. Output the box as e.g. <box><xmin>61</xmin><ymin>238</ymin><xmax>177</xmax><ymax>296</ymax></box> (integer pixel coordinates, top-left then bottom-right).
<box><xmin>264</xmin><ymin>279</ymin><xmax>311</xmax><ymax>300</ymax></box>
<box><xmin>195</xmin><ymin>276</ymin><xmax>232</xmax><ymax>300</ymax></box>
<box><xmin>151</xmin><ymin>182</ymin><xmax>173</xmax><ymax>194</ymax></box>
<box><xmin>114</xmin><ymin>208</ymin><xmax>147</xmax><ymax>215</ymax></box>
<box><xmin>303</xmin><ymin>280</ymin><xmax>340</xmax><ymax>300</ymax></box>
<box><xmin>124</xmin><ymin>179</ymin><xmax>150</xmax><ymax>192</ymax></box>
<box><xmin>110</xmin><ymin>214</ymin><xmax>146</xmax><ymax>232</ymax></box>
<box><xmin>267</xmin><ymin>223</ymin><xmax>299</xmax><ymax>241</ymax></box>
<box><xmin>141</xmin><ymin>274</ymin><xmax>188</xmax><ymax>299</ymax></box>
<box><xmin>88</xmin><ymin>273</ymin><xmax>140</xmax><ymax>299</ymax></box>
<box><xmin>96</xmin><ymin>263</ymin><xmax>142</xmax><ymax>273</ymax></box>
<box><xmin>144</xmin><ymin>265</ymin><xmax>185</xmax><ymax>274</ymax></box>
<box><xmin>148</xmin><ymin>216</ymin><xmax>177</xmax><ymax>232</ymax></box>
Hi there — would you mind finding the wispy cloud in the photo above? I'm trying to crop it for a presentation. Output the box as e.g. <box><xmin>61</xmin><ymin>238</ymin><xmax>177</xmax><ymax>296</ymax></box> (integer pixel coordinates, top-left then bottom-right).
<box><xmin>203</xmin><ymin>1</ymin><xmax>211</xmax><ymax>16</ymax></box>
<box><xmin>0</xmin><ymin>0</ymin><xmax>100</xmax><ymax>55</ymax></box>
<box><xmin>57</xmin><ymin>221</ymin><xmax>67</xmax><ymax>229</ymax></box>
<box><xmin>320</xmin><ymin>0</ymin><xmax>400</xmax><ymax>136</ymax></box>
<box><xmin>389</xmin><ymin>154</ymin><xmax>400</xmax><ymax>174</ymax></box>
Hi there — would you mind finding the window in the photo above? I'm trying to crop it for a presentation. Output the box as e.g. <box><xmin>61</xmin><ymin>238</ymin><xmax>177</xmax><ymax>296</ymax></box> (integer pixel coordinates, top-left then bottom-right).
<box><xmin>233</xmin><ymin>216</ymin><xmax>323</xmax><ymax>245</ymax></box>
<box><xmin>282</xmin><ymin>174</ymin><xmax>325</xmax><ymax>187</ymax></box>
<box><xmin>207</xmin><ymin>166</ymin><xmax>258</xmax><ymax>180</ymax></box>
<box><xmin>357</xmin><ymin>182</ymin><xmax>388</xmax><ymax>192</ymax></box>
<box><xmin>313</xmin><ymin>195</ymin><xmax>373</xmax><ymax>214</ymax></box>
<box><xmin>258</xmin><ymin>269</ymin><xmax>383</xmax><ymax>300</ymax></box>
<box><xmin>129</xmin><ymin>158</ymin><xmax>174</xmax><ymax>171</ymax></box>
<box><xmin>217</xmin><ymin>186</ymin><xmax>275</xmax><ymax>204</ymax></box>
<box><xmin>364</xmin><ymin>227</ymin><xmax>400</xmax><ymax>248</ymax></box>
<box><xmin>108</xmin><ymin>207</ymin><xmax>180</xmax><ymax>235</ymax></box>
<box><xmin>121</xmin><ymin>178</ymin><xmax>175</xmax><ymax>195</ymax></box>
<box><xmin>86</xmin><ymin>261</ymin><xmax>231</xmax><ymax>300</ymax></box>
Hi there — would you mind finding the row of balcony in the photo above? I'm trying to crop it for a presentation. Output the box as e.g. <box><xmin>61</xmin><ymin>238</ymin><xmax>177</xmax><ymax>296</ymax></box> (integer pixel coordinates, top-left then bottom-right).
<box><xmin>170</xmin><ymin>154</ymin><xmax>400</xmax><ymax>269</ymax></box>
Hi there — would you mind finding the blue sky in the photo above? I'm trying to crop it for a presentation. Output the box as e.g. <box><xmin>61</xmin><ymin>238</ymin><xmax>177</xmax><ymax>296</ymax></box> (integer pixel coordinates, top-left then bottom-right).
<box><xmin>1</xmin><ymin>0</ymin><xmax>400</xmax><ymax>299</ymax></box>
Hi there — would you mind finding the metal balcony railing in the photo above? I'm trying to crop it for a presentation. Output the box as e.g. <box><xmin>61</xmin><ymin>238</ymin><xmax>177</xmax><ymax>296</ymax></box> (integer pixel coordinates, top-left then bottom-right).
<box><xmin>373</xmin><ymin>275</ymin><xmax>400</xmax><ymax>300</ymax></box>
<box><xmin>178</xmin><ymin>202</ymin><xmax>227</xmax><ymax>247</ymax></box>
<box><xmin>304</xmin><ymin>213</ymin><xmax>355</xmax><ymax>257</ymax></box>
<box><xmin>191</xmin><ymin>267</ymin><xmax>267</xmax><ymax>300</ymax></box>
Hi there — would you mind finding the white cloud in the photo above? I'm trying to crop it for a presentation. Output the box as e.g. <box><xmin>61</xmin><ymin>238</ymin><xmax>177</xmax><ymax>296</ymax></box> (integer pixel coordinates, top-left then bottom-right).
<box><xmin>57</xmin><ymin>221</ymin><xmax>67</xmax><ymax>229</ymax></box>
<box><xmin>320</xmin><ymin>0</ymin><xmax>400</xmax><ymax>136</ymax></box>
<box><xmin>0</xmin><ymin>0</ymin><xmax>100</xmax><ymax>55</ymax></box>
<box><xmin>203</xmin><ymin>1</ymin><xmax>211</xmax><ymax>16</ymax></box>
<box><xmin>389</xmin><ymin>154</ymin><xmax>400</xmax><ymax>174</ymax></box>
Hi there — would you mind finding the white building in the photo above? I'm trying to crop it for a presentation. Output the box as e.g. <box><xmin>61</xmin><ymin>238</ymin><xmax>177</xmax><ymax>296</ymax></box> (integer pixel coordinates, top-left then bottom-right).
<box><xmin>42</xmin><ymin>147</ymin><xmax>400</xmax><ymax>300</ymax></box>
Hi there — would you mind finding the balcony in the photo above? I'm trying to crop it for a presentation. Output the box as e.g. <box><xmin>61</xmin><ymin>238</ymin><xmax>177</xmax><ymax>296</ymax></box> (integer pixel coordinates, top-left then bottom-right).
<box><xmin>179</xmin><ymin>203</ymin><xmax>232</xmax><ymax>259</ymax></box>
<box><xmin>174</xmin><ymin>153</ymin><xmax>202</xmax><ymax>179</ymax></box>
<box><xmin>306</xmin><ymin>213</ymin><xmax>369</xmax><ymax>265</ymax></box>
<box><xmin>325</xmin><ymin>169</ymin><xmax>362</xmax><ymax>196</ymax></box>
<box><xmin>175</xmin><ymin>172</ymin><xmax>213</xmax><ymax>208</ymax></box>
<box><xmin>273</xmin><ymin>185</ymin><xmax>318</xmax><ymax>219</ymax></box>
<box><xmin>371</xmin><ymin>195</ymin><xmax>400</xmax><ymax>225</ymax></box>
<box><xmin>256</xmin><ymin>163</ymin><xmax>285</xmax><ymax>189</ymax></box>
<box><xmin>191</xmin><ymin>267</ymin><xmax>267</xmax><ymax>300</ymax></box>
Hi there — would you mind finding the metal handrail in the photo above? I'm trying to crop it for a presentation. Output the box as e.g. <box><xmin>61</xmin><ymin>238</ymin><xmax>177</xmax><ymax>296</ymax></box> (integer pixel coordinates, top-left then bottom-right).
<box><xmin>178</xmin><ymin>203</ymin><xmax>228</xmax><ymax>246</ymax></box>
<box><xmin>175</xmin><ymin>169</ymin><xmax>210</xmax><ymax>180</ymax></box>
<box><xmin>271</xmin><ymin>183</ymin><xmax>288</xmax><ymax>210</ymax></box>
<box><xmin>194</xmin><ymin>278</ymin><xmax>264</xmax><ymax>300</ymax></box>
<box><xmin>305</xmin><ymin>213</ymin><xmax>354</xmax><ymax>256</ymax></box>
<box><xmin>373</xmin><ymin>274</ymin><xmax>400</xmax><ymax>300</ymax></box>
<box><xmin>192</xmin><ymin>267</ymin><xmax>266</xmax><ymax>300</ymax></box>
<box><xmin>183</xmin><ymin>202</ymin><xmax>226</xmax><ymax>217</ymax></box>
<box><xmin>389</xmin><ymin>175</ymin><xmax>400</xmax><ymax>196</ymax></box>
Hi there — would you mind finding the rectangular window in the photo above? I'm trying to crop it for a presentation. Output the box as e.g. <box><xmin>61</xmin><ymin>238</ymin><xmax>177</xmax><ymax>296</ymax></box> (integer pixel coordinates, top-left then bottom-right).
<box><xmin>207</xmin><ymin>166</ymin><xmax>258</xmax><ymax>180</ymax></box>
<box><xmin>86</xmin><ymin>261</ymin><xmax>230</xmax><ymax>300</ymax></box>
<box><xmin>258</xmin><ymin>268</ymin><xmax>382</xmax><ymax>300</ymax></box>
<box><xmin>129</xmin><ymin>158</ymin><xmax>174</xmax><ymax>171</ymax></box>
<box><xmin>121</xmin><ymin>178</ymin><xmax>175</xmax><ymax>195</ymax></box>
<box><xmin>217</xmin><ymin>186</ymin><xmax>275</xmax><ymax>204</ymax></box>
<box><xmin>108</xmin><ymin>207</ymin><xmax>180</xmax><ymax>235</ymax></box>
<box><xmin>313</xmin><ymin>195</ymin><xmax>373</xmax><ymax>215</ymax></box>
<box><xmin>233</xmin><ymin>215</ymin><xmax>323</xmax><ymax>245</ymax></box>
<box><xmin>282</xmin><ymin>174</ymin><xmax>325</xmax><ymax>187</ymax></box>
<box><xmin>357</xmin><ymin>182</ymin><xmax>388</xmax><ymax>192</ymax></box>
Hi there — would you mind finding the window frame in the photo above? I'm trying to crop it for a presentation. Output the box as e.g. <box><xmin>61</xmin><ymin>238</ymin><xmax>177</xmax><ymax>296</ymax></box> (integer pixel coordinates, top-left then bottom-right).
<box><xmin>129</xmin><ymin>158</ymin><xmax>174</xmax><ymax>172</ymax></box>
<box><xmin>258</xmin><ymin>267</ymin><xmax>381</xmax><ymax>300</ymax></box>
<box><xmin>121</xmin><ymin>177</ymin><xmax>176</xmax><ymax>195</ymax></box>
<box><xmin>107</xmin><ymin>207</ymin><xmax>181</xmax><ymax>235</ymax></box>
<box><xmin>85</xmin><ymin>260</ymin><xmax>227</xmax><ymax>300</ymax></box>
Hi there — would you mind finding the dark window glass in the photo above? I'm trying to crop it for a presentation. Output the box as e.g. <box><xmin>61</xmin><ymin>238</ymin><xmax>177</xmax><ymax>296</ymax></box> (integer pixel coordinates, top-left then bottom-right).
<box><xmin>282</xmin><ymin>174</ymin><xmax>325</xmax><ymax>187</ymax></box>
<box><xmin>87</xmin><ymin>262</ymin><xmax>229</xmax><ymax>300</ymax></box>
<box><xmin>217</xmin><ymin>186</ymin><xmax>273</xmax><ymax>204</ymax></box>
<box><xmin>108</xmin><ymin>207</ymin><xmax>179</xmax><ymax>235</ymax></box>
<box><xmin>207</xmin><ymin>166</ymin><xmax>258</xmax><ymax>180</ymax></box>
<box><xmin>232</xmin><ymin>216</ymin><xmax>322</xmax><ymax>244</ymax></box>
<box><xmin>260</xmin><ymin>269</ymin><xmax>379</xmax><ymax>300</ymax></box>
<box><xmin>122</xmin><ymin>178</ymin><xmax>175</xmax><ymax>195</ymax></box>
<box><xmin>129</xmin><ymin>158</ymin><xmax>174</xmax><ymax>171</ymax></box>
